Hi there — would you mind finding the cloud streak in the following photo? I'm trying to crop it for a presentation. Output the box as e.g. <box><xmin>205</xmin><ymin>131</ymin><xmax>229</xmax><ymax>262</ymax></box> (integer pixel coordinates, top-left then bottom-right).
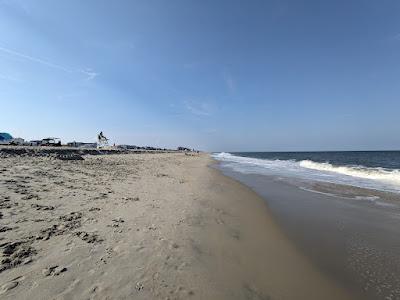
<box><xmin>184</xmin><ymin>100</ymin><xmax>214</xmax><ymax>117</ymax></box>
<box><xmin>0</xmin><ymin>45</ymin><xmax>73</xmax><ymax>73</ymax></box>
<box><xmin>0</xmin><ymin>72</ymin><xmax>21</xmax><ymax>82</ymax></box>
<box><xmin>223</xmin><ymin>71</ymin><xmax>235</xmax><ymax>93</ymax></box>
<box><xmin>0</xmin><ymin>45</ymin><xmax>99</xmax><ymax>80</ymax></box>
<box><xmin>80</xmin><ymin>69</ymin><xmax>99</xmax><ymax>81</ymax></box>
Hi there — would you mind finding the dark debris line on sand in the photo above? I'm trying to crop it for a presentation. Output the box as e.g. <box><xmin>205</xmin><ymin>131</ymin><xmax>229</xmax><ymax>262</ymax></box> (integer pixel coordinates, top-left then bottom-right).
<box><xmin>0</xmin><ymin>145</ymin><xmax>178</xmax><ymax>160</ymax></box>
<box><xmin>0</xmin><ymin>146</ymin><xmax>126</xmax><ymax>159</ymax></box>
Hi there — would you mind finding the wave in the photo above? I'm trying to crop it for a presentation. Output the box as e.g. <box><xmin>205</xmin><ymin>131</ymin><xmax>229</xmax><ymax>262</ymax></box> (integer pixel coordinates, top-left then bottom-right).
<box><xmin>213</xmin><ymin>152</ymin><xmax>297</xmax><ymax>170</ymax></box>
<box><xmin>212</xmin><ymin>152</ymin><xmax>400</xmax><ymax>193</ymax></box>
<box><xmin>299</xmin><ymin>160</ymin><xmax>400</xmax><ymax>185</ymax></box>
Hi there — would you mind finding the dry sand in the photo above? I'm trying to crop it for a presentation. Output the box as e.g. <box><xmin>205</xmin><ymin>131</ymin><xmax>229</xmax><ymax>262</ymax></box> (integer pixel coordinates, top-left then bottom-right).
<box><xmin>0</xmin><ymin>151</ymin><xmax>354</xmax><ymax>299</ymax></box>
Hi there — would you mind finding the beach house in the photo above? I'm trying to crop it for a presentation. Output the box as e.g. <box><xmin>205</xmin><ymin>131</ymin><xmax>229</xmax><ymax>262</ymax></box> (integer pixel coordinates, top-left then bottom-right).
<box><xmin>0</xmin><ymin>132</ymin><xmax>13</xmax><ymax>143</ymax></box>
<box><xmin>0</xmin><ymin>133</ymin><xmax>24</xmax><ymax>145</ymax></box>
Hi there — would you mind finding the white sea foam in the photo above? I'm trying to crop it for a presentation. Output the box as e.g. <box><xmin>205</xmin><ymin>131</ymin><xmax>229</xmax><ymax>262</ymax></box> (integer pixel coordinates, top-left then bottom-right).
<box><xmin>212</xmin><ymin>152</ymin><xmax>400</xmax><ymax>193</ymax></box>
<box><xmin>299</xmin><ymin>160</ymin><xmax>400</xmax><ymax>185</ymax></box>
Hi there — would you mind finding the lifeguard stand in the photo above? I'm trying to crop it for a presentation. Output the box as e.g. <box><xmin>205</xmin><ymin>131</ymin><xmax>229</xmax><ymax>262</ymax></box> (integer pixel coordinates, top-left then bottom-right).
<box><xmin>97</xmin><ymin>131</ymin><xmax>109</xmax><ymax>149</ymax></box>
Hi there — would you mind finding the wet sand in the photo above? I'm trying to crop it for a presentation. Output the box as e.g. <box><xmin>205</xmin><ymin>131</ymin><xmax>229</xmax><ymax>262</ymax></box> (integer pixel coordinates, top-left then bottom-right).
<box><xmin>218</xmin><ymin>168</ymin><xmax>400</xmax><ymax>300</ymax></box>
<box><xmin>0</xmin><ymin>150</ymin><xmax>353</xmax><ymax>299</ymax></box>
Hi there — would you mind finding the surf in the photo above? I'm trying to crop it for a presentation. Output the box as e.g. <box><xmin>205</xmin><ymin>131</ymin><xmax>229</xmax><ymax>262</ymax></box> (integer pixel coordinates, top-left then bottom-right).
<box><xmin>299</xmin><ymin>160</ymin><xmax>400</xmax><ymax>185</ymax></box>
<box><xmin>212</xmin><ymin>152</ymin><xmax>400</xmax><ymax>193</ymax></box>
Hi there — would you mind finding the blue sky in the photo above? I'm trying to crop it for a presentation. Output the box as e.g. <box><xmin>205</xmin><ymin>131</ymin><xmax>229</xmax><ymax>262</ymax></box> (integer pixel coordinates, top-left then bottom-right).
<box><xmin>1</xmin><ymin>0</ymin><xmax>400</xmax><ymax>151</ymax></box>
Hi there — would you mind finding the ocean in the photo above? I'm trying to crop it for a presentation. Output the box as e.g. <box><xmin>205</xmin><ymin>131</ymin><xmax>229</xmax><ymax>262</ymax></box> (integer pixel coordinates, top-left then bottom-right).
<box><xmin>212</xmin><ymin>151</ymin><xmax>400</xmax><ymax>299</ymax></box>
<box><xmin>213</xmin><ymin>151</ymin><xmax>400</xmax><ymax>194</ymax></box>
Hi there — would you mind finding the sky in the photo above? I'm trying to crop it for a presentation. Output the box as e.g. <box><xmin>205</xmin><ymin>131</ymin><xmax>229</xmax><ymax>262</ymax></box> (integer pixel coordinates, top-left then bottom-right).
<box><xmin>1</xmin><ymin>0</ymin><xmax>400</xmax><ymax>152</ymax></box>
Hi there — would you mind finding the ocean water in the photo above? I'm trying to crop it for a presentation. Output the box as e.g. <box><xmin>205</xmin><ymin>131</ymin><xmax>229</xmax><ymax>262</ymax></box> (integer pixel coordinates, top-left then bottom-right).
<box><xmin>212</xmin><ymin>151</ymin><xmax>400</xmax><ymax>194</ymax></box>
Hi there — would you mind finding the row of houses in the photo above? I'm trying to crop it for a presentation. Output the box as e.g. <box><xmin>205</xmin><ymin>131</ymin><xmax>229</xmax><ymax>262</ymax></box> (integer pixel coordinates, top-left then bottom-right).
<box><xmin>0</xmin><ymin>133</ymin><xmax>92</xmax><ymax>148</ymax></box>
<box><xmin>1</xmin><ymin>132</ymin><xmax>197</xmax><ymax>152</ymax></box>
<box><xmin>1</xmin><ymin>133</ymin><xmax>63</xmax><ymax>147</ymax></box>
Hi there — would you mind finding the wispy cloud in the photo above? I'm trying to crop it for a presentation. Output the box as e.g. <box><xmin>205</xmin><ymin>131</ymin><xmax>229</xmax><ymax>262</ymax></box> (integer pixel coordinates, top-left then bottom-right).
<box><xmin>0</xmin><ymin>45</ymin><xmax>98</xmax><ymax>81</ymax></box>
<box><xmin>0</xmin><ymin>45</ymin><xmax>73</xmax><ymax>73</ymax></box>
<box><xmin>80</xmin><ymin>68</ymin><xmax>99</xmax><ymax>81</ymax></box>
<box><xmin>184</xmin><ymin>100</ymin><xmax>214</xmax><ymax>117</ymax></box>
<box><xmin>0</xmin><ymin>72</ymin><xmax>21</xmax><ymax>82</ymax></box>
<box><xmin>222</xmin><ymin>71</ymin><xmax>235</xmax><ymax>93</ymax></box>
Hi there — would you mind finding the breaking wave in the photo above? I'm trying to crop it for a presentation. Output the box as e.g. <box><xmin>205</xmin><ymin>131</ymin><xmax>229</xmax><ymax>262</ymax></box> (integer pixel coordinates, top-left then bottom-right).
<box><xmin>212</xmin><ymin>152</ymin><xmax>400</xmax><ymax>193</ymax></box>
<box><xmin>299</xmin><ymin>160</ymin><xmax>400</xmax><ymax>185</ymax></box>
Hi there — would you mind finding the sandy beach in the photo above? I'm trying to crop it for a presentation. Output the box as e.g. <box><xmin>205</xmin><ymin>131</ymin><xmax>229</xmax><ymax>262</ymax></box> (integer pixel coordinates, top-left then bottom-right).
<box><xmin>0</xmin><ymin>150</ymin><xmax>354</xmax><ymax>299</ymax></box>
<box><xmin>2</xmin><ymin>1</ymin><xmax>399</xmax><ymax>298</ymax></box>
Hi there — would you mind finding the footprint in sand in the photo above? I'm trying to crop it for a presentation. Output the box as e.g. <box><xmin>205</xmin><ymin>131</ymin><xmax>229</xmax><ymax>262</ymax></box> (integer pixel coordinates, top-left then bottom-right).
<box><xmin>42</xmin><ymin>266</ymin><xmax>67</xmax><ymax>276</ymax></box>
<box><xmin>88</xmin><ymin>207</ymin><xmax>101</xmax><ymax>212</ymax></box>
<box><xmin>135</xmin><ymin>282</ymin><xmax>144</xmax><ymax>291</ymax></box>
<box><xmin>109</xmin><ymin>217</ymin><xmax>124</xmax><ymax>228</ymax></box>
<box><xmin>122</xmin><ymin>196</ymin><xmax>140</xmax><ymax>202</ymax></box>
<box><xmin>74</xmin><ymin>231</ymin><xmax>103</xmax><ymax>244</ymax></box>
<box><xmin>0</xmin><ymin>276</ymin><xmax>25</xmax><ymax>295</ymax></box>
<box><xmin>0</xmin><ymin>226</ymin><xmax>13</xmax><ymax>233</ymax></box>
<box><xmin>31</xmin><ymin>203</ymin><xmax>54</xmax><ymax>211</ymax></box>
<box><xmin>0</xmin><ymin>282</ymin><xmax>17</xmax><ymax>294</ymax></box>
<box><xmin>21</xmin><ymin>194</ymin><xmax>40</xmax><ymax>201</ymax></box>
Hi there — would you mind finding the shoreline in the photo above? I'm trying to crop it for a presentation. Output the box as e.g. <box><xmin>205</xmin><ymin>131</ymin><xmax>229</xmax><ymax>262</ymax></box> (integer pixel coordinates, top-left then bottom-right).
<box><xmin>199</xmin><ymin>157</ymin><xmax>355</xmax><ymax>299</ymax></box>
<box><xmin>216</xmin><ymin>162</ymin><xmax>400</xmax><ymax>300</ymax></box>
<box><xmin>1</xmin><ymin>152</ymin><xmax>353</xmax><ymax>299</ymax></box>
